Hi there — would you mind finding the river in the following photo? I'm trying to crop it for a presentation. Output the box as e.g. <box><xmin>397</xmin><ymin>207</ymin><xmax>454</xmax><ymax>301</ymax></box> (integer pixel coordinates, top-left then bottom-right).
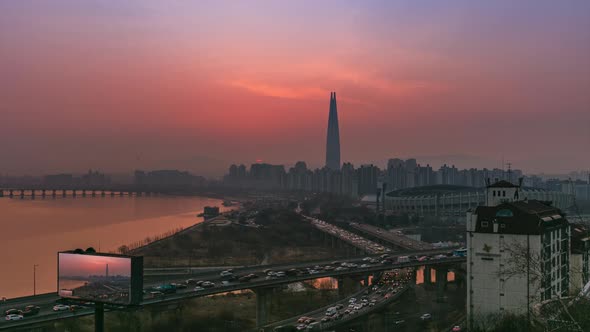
<box><xmin>0</xmin><ymin>195</ymin><xmax>227</xmax><ymax>299</ymax></box>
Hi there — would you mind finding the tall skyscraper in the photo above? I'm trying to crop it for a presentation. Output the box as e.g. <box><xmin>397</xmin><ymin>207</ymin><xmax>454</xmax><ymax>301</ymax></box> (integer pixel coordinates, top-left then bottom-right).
<box><xmin>325</xmin><ymin>92</ymin><xmax>341</xmax><ymax>170</ymax></box>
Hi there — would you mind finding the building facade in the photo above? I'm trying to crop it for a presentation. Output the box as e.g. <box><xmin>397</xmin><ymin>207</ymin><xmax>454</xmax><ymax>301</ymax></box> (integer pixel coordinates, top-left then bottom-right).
<box><xmin>466</xmin><ymin>180</ymin><xmax>570</xmax><ymax>324</ymax></box>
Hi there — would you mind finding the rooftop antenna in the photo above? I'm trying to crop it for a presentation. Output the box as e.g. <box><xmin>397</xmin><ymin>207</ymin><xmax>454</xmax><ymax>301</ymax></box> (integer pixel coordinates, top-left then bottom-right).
<box><xmin>507</xmin><ymin>162</ymin><xmax>512</xmax><ymax>183</ymax></box>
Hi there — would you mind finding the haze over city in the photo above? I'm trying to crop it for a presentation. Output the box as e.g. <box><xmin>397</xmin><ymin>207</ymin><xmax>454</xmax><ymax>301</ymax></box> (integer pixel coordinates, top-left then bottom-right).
<box><xmin>1</xmin><ymin>0</ymin><xmax>589</xmax><ymax>177</ymax></box>
<box><xmin>2</xmin><ymin>2</ymin><xmax>590</xmax><ymax>332</ymax></box>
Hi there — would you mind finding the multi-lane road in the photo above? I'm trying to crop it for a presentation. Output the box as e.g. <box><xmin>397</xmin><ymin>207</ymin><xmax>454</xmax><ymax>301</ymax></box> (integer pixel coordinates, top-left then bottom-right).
<box><xmin>349</xmin><ymin>222</ymin><xmax>435</xmax><ymax>251</ymax></box>
<box><xmin>304</xmin><ymin>216</ymin><xmax>392</xmax><ymax>254</ymax></box>
<box><xmin>1</xmin><ymin>250</ymin><xmax>464</xmax><ymax>330</ymax></box>
<box><xmin>266</xmin><ymin>269</ymin><xmax>413</xmax><ymax>331</ymax></box>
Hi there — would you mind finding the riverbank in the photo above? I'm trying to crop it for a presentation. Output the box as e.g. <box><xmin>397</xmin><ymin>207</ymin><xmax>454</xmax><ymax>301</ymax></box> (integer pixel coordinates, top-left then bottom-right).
<box><xmin>131</xmin><ymin>208</ymin><xmax>350</xmax><ymax>268</ymax></box>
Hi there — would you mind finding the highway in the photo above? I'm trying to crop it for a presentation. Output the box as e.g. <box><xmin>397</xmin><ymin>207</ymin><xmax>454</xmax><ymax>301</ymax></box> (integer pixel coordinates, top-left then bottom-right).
<box><xmin>1</xmin><ymin>252</ymin><xmax>465</xmax><ymax>330</ymax></box>
<box><xmin>349</xmin><ymin>222</ymin><xmax>435</xmax><ymax>250</ymax></box>
<box><xmin>265</xmin><ymin>269</ymin><xmax>413</xmax><ymax>331</ymax></box>
<box><xmin>303</xmin><ymin>216</ymin><xmax>392</xmax><ymax>254</ymax></box>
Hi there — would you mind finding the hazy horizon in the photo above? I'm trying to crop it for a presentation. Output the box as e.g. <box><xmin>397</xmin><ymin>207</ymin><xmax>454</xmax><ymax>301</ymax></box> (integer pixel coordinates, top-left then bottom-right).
<box><xmin>1</xmin><ymin>1</ymin><xmax>589</xmax><ymax>177</ymax></box>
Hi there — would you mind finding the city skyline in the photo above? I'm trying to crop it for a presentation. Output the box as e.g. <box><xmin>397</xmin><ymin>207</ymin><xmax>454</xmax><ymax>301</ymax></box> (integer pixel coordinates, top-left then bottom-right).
<box><xmin>1</xmin><ymin>1</ymin><xmax>589</xmax><ymax>176</ymax></box>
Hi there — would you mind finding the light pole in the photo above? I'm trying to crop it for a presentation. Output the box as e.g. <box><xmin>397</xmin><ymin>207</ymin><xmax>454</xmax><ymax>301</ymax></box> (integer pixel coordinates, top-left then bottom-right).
<box><xmin>33</xmin><ymin>264</ymin><xmax>39</xmax><ymax>296</ymax></box>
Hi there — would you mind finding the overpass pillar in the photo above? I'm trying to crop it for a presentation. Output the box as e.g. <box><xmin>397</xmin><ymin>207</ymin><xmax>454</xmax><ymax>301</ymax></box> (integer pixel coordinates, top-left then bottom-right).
<box><xmin>255</xmin><ymin>287</ymin><xmax>273</xmax><ymax>327</ymax></box>
<box><xmin>338</xmin><ymin>276</ymin><xmax>363</xmax><ymax>297</ymax></box>
<box><xmin>424</xmin><ymin>266</ymin><xmax>432</xmax><ymax>284</ymax></box>
<box><xmin>436</xmin><ymin>267</ymin><xmax>448</xmax><ymax>302</ymax></box>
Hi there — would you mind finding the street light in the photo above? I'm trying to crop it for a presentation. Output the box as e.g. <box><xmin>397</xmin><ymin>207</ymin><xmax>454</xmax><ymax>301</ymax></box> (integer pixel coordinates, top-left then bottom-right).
<box><xmin>33</xmin><ymin>264</ymin><xmax>39</xmax><ymax>296</ymax></box>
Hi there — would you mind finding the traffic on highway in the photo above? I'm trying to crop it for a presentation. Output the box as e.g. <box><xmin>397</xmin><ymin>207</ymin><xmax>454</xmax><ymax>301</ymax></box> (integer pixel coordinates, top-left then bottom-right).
<box><xmin>305</xmin><ymin>216</ymin><xmax>391</xmax><ymax>254</ymax></box>
<box><xmin>271</xmin><ymin>268</ymin><xmax>414</xmax><ymax>331</ymax></box>
<box><xmin>1</xmin><ymin>250</ymin><xmax>465</xmax><ymax>330</ymax></box>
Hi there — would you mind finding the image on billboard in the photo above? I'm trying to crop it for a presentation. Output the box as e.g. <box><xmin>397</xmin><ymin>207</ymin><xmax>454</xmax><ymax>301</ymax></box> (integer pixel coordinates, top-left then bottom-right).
<box><xmin>58</xmin><ymin>252</ymin><xmax>133</xmax><ymax>304</ymax></box>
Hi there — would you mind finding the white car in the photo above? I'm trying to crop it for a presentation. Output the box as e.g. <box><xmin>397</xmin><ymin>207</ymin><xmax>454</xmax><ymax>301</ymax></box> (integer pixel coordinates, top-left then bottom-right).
<box><xmin>194</xmin><ymin>286</ymin><xmax>204</xmax><ymax>291</ymax></box>
<box><xmin>53</xmin><ymin>304</ymin><xmax>70</xmax><ymax>311</ymax></box>
<box><xmin>420</xmin><ymin>313</ymin><xmax>432</xmax><ymax>320</ymax></box>
<box><xmin>5</xmin><ymin>314</ymin><xmax>23</xmax><ymax>321</ymax></box>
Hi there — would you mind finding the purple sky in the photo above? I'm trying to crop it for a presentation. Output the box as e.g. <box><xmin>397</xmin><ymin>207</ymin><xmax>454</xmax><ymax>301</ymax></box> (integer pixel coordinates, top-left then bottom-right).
<box><xmin>1</xmin><ymin>1</ymin><xmax>589</xmax><ymax>176</ymax></box>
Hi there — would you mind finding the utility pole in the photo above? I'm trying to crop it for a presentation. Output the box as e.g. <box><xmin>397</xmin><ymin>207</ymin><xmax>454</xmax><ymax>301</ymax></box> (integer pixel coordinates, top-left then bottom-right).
<box><xmin>33</xmin><ymin>264</ymin><xmax>39</xmax><ymax>296</ymax></box>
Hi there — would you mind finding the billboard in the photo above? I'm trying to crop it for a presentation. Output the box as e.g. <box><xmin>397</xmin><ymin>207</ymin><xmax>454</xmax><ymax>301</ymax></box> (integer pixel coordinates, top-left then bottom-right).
<box><xmin>58</xmin><ymin>251</ymin><xmax>143</xmax><ymax>305</ymax></box>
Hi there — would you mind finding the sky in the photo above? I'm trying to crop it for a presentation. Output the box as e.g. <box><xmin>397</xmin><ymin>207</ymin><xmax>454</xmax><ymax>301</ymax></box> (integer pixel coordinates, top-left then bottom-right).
<box><xmin>1</xmin><ymin>0</ymin><xmax>589</xmax><ymax>177</ymax></box>
<box><xmin>59</xmin><ymin>253</ymin><xmax>130</xmax><ymax>277</ymax></box>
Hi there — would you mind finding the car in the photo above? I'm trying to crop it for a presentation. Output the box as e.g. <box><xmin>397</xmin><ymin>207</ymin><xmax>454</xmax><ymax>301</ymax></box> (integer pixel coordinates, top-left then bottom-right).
<box><xmin>185</xmin><ymin>279</ymin><xmax>197</xmax><ymax>285</ymax></box>
<box><xmin>53</xmin><ymin>304</ymin><xmax>70</xmax><ymax>311</ymax></box>
<box><xmin>420</xmin><ymin>313</ymin><xmax>432</xmax><ymax>321</ymax></box>
<box><xmin>171</xmin><ymin>282</ymin><xmax>187</xmax><ymax>289</ymax></box>
<box><xmin>297</xmin><ymin>316</ymin><xmax>309</xmax><ymax>323</ymax></box>
<box><xmin>22</xmin><ymin>305</ymin><xmax>40</xmax><ymax>316</ymax></box>
<box><xmin>202</xmin><ymin>281</ymin><xmax>215</xmax><ymax>288</ymax></box>
<box><xmin>349</xmin><ymin>298</ymin><xmax>357</xmax><ymax>303</ymax></box>
<box><xmin>452</xmin><ymin>326</ymin><xmax>462</xmax><ymax>332</ymax></box>
<box><xmin>4</xmin><ymin>309</ymin><xmax>22</xmax><ymax>316</ymax></box>
<box><xmin>194</xmin><ymin>286</ymin><xmax>204</xmax><ymax>291</ymax></box>
<box><xmin>5</xmin><ymin>314</ymin><xmax>23</xmax><ymax>321</ymax></box>
<box><xmin>69</xmin><ymin>305</ymin><xmax>84</xmax><ymax>312</ymax></box>
<box><xmin>296</xmin><ymin>324</ymin><xmax>307</xmax><ymax>331</ymax></box>
<box><xmin>395</xmin><ymin>320</ymin><xmax>405</xmax><ymax>325</ymax></box>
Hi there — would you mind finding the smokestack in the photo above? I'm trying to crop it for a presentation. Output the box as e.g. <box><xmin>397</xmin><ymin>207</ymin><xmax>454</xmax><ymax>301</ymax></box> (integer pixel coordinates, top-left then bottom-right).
<box><xmin>106</xmin><ymin>264</ymin><xmax>109</xmax><ymax>278</ymax></box>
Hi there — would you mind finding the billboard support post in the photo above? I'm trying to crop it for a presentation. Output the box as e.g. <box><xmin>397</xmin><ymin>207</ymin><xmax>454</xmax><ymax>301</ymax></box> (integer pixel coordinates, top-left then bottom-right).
<box><xmin>95</xmin><ymin>302</ymin><xmax>104</xmax><ymax>332</ymax></box>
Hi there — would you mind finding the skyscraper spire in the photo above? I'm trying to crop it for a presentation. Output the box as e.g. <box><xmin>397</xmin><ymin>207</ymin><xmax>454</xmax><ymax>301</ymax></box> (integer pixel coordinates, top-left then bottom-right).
<box><xmin>325</xmin><ymin>91</ymin><xmax>341</xmax><ymax>170</ymax></box>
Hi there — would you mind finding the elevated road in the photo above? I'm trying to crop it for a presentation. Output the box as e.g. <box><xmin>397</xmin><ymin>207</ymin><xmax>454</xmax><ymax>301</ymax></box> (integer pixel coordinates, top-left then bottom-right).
<box><xmin>303</xmin><ymin>216</ymin><xmax>391</xmax><ymax>254</ymax></box>
<box><xmin>349</xmin><ymin>222</ymin><xmax>435</xmax><ymax>251</ymax></box>
<box><xmin>0</xmin><ymin>253</ymin><xmax>464</xmax><ymax>330</ymax></box>
<box><xmin>264</xmin><ymin>270</ymin><xmax>412</xmax><ymax>331</ymax></box>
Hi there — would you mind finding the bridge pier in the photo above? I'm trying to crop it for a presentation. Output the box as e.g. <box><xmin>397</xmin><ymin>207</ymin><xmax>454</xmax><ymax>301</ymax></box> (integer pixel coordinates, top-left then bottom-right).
<box><xmin>20</xmin><ymin>190</ymin><xmax>24</xmax><ymax>199</ymax></box>
<box><xmin>101</xmin><ymin>190</ymin><xmax>105</xmax><ymax>197</ymax></box>
<box><xmin>9</xmin><ymin>190</ymin><xmax>13</xmax><ymax>198</ymax></box>
<box><xmin>424</xmin><ymin>266</ymin><xmax>432</xmax><ymax>284</ymax></box>
<box><xmin>92</xmin><ymin>190</ymin><xmax>96</xmax><ymax>197</ymax></box>
<box><xmin>41</xmin><ymin>189</ymin><xmax>46</xmax><ymax>198</ymax></box>
<box><xmin>30</xmin><ymin>190</ymin><xmax>35</xmax><ymax>199</ymax></box>
<box><xmin>255</xmin><ymin>287</ymin><xmax>273</xmax><ymax>327</ymax></box>
<box><xmin>436</xmin><ymin>267</ymin><xmax>448</xmax><ymax>302</ymax></box>
<box><xmin>337</xmin><ymin>275</ymin><xmax>363</xmax><ymax>297</ymax></box>
<box><xmin>62</xmin><ymin>190</ymin><xmax>67</xmax><ymax>198</ymax></box>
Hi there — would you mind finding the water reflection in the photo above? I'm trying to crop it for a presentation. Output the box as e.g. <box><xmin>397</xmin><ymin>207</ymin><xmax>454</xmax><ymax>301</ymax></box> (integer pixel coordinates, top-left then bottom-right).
<box><xmin>0</xmin><ymin>196</ymin><xmax>226</xmax><ymax>299</ymax></box>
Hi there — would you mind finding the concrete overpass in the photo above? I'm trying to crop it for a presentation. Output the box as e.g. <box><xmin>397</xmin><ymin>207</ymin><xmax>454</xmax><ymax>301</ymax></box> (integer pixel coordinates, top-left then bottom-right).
<box><xmin>302</xmin><ymin>216</ymin><xmax>392</xmax><ymax>254</ymax></box>
<box><xmin>348</xmin><ymin>223</ymin><xmax>435</xmax><ymax>251</ymax></box>
<box><xmin>0</xmin><ymin>253</ymin><xmax>464</xmax><ymax>330</ymax></box>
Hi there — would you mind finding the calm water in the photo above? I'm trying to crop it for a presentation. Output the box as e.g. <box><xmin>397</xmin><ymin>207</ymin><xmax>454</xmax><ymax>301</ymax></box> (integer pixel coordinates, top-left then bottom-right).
<box><xmin>0</xmin><ymin>196</ymin><xmax>225</xmax><ymax>299</ymax></box>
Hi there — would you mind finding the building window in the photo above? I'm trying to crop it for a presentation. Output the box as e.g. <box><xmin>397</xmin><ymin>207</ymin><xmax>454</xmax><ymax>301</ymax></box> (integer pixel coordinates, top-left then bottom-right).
<box><xmin>493</xmin><ymin>190</ymin><xmax>496</xmax><ymax>197</ymax></box>
<box><xmin>503</xmin><ymin>190</ymin><xmax>506</xmax><ymax>197</ymax></box>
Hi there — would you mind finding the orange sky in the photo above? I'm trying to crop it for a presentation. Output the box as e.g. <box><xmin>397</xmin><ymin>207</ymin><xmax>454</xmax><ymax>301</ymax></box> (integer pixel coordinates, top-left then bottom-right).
<box><xmin>1</xmin><ymin>1</ymin><xmax>589</xmax><ymax>176</ymax></box>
